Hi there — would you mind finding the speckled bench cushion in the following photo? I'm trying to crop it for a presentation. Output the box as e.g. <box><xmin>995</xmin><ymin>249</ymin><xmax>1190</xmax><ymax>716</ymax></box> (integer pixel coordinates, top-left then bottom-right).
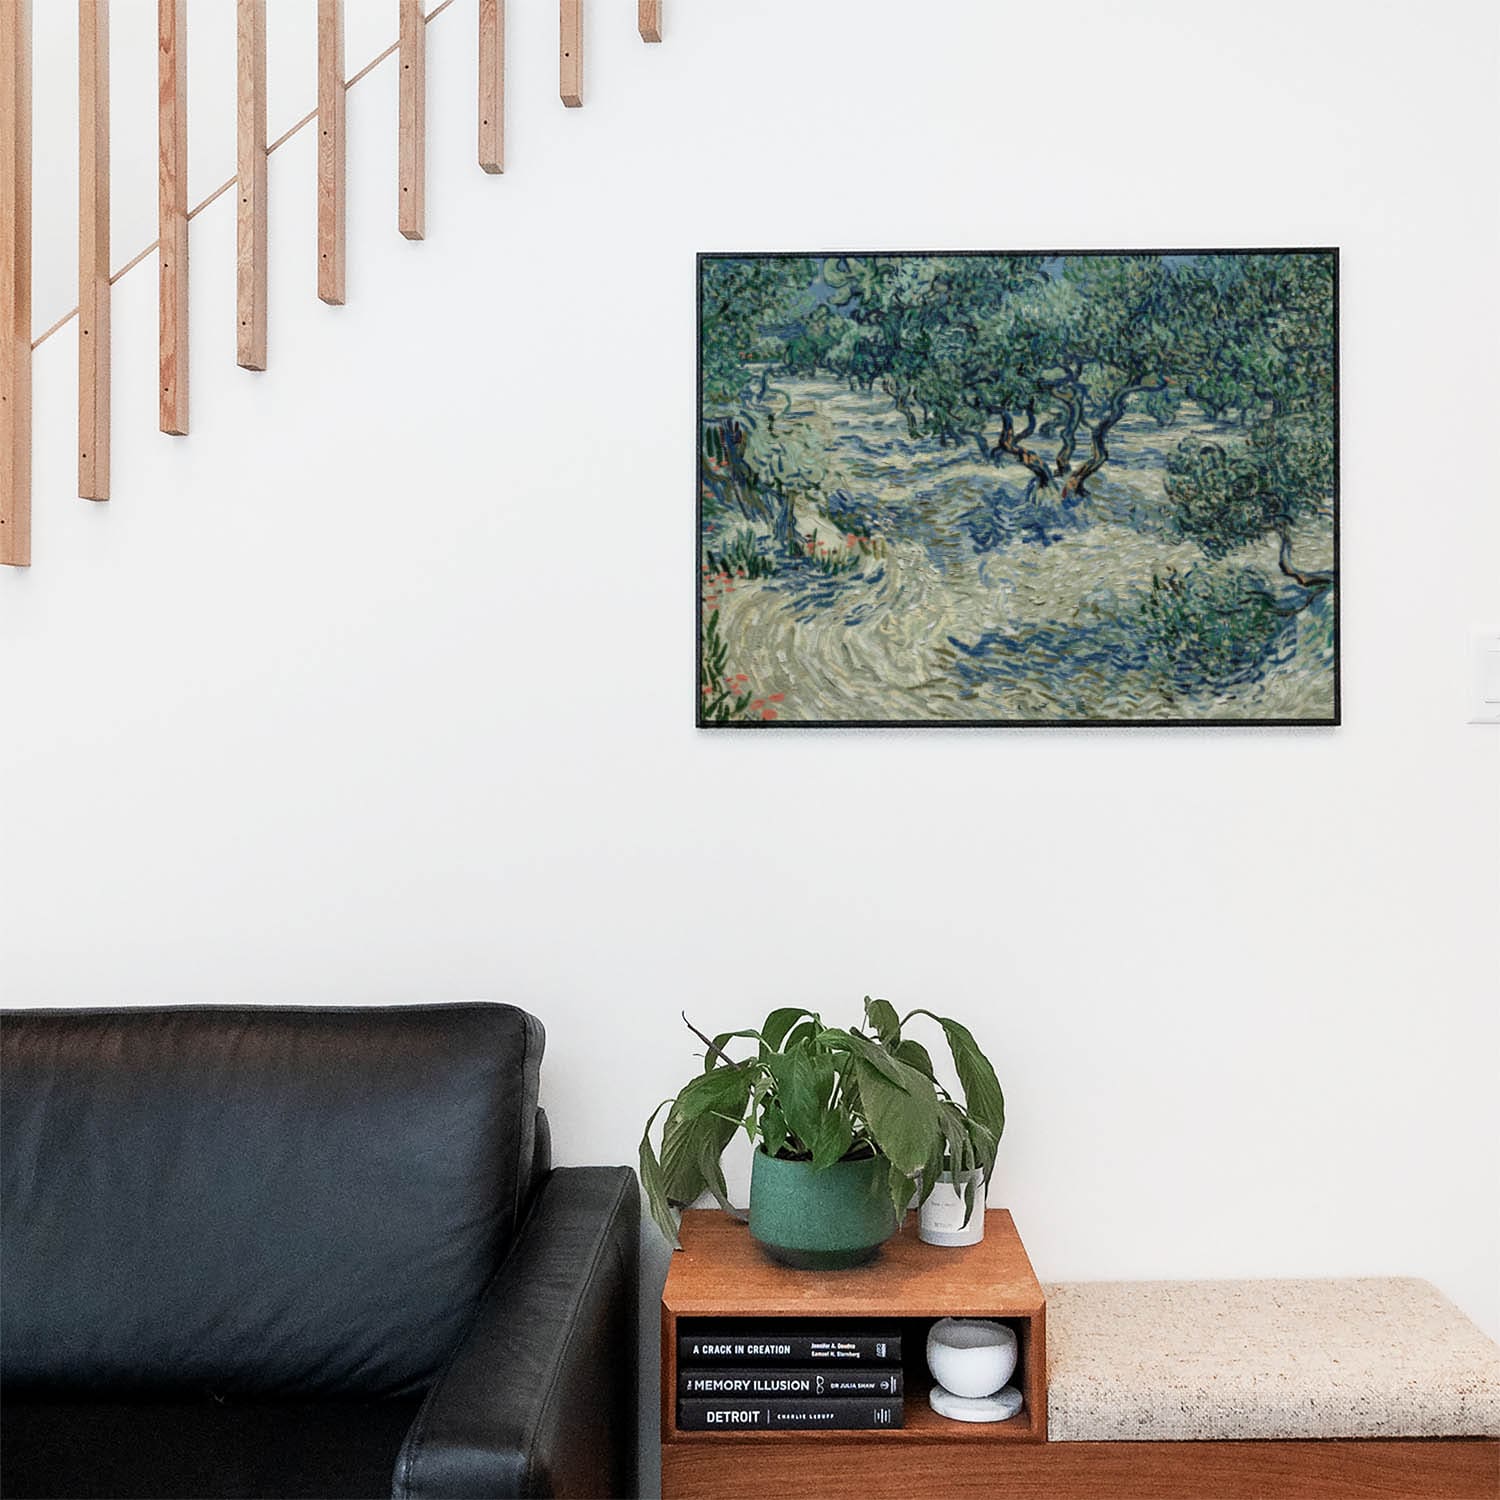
<box><xmin>1042</xmin><ymin>1277</ymin><xmax>1500</xmax><ymax>1441</ymax></box>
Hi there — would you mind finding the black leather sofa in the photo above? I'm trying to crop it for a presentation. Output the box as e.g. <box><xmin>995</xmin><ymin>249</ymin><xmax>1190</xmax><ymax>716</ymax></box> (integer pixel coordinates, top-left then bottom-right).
<box><xmin>0</xmin><ymin>1004</ymin><xmax>639</xmax><ymax>1500</ymax></box>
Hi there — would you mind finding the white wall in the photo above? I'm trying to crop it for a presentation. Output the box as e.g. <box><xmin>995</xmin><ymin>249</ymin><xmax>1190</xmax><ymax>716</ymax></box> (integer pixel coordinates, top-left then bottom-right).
<box><xmin>5</xmin><ymin>0</ymin><xmax>1498</xmax><ymax>1474</ymax></box>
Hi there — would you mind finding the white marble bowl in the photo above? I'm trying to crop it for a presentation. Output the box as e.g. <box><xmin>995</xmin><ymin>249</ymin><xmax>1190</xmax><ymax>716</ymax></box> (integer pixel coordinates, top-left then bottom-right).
<box><xmin>926</xmin><ymin>1317</ymin><xmax>1018</xmax><ymax>1399</ymax></box>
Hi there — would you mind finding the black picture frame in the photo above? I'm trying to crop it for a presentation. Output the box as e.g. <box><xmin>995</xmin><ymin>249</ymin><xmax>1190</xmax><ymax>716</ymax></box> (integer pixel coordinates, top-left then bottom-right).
<box><xmin>697</xmin><ymin>248</ymin><xmax>1340</xmax><ymax>729</ymax></box>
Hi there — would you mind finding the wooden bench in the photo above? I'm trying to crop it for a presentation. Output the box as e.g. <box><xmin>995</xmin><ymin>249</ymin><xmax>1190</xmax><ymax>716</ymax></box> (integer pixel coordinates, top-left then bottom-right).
<box><xmin>658</xmin><ymin>1213</ymin><xmax>1500</xmax><ymax>1499</ymax></box>
<box><xmin>1035</xmin><ymin>1276</ymin><xmax>1500</xmax><ymax>1498</ymax></box>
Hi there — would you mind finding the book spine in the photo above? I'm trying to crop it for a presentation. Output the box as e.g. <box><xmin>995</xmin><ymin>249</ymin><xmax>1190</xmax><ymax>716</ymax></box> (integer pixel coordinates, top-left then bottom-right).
<box><xmin>677</xmin><ymin>1397</ymin><xmax>904</xmax><ymax>1431</ymax></box>
<box><xmin>677</xmin><ymin>1334</ymin><xmax>901</xmax><ymax>1365</ymax></box>
<box><xmin>679</xmin><ymin>1367</ymin><xmax>904</xmax><ymax>1398</ymax></box>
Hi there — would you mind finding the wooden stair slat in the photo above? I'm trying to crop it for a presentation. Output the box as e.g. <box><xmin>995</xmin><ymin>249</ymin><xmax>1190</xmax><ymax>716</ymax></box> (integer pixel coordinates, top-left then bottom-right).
<box><xmin>317</xmin><ymin>0</ymin><xmax>345</xmax><ymax>304</ymax></box>
<box><xmin>236</xmin><ymin>0</ymin><xmax>268</xmax><ymax>370</ymax></box>
<box><xmin>1</xmin><ymin>0</ymin><xmax>31</xmax><ymax>564</ymax></box>
<box><xmin>398</xmin><ymin>0</ymin><xmax>425</xmax><ymax>240</ymax></box>
<box><xmin>78</xmin><ymin>1</ymin><xmax>109</xmax><ymax>500</ymax></box>
<box><xmin>560</xmin><ymin>0</ymin><xmax>582</xmax><ymax>107</ymax></box>
<box><xmin>479</xmin><ymin>0</ymin><xmax>503</xmax><ymax>173</ymax></box>
<box><xmin>158</xmin><ymin>0</ymin><xmax>188</xmax><ymax>435</ymax></box>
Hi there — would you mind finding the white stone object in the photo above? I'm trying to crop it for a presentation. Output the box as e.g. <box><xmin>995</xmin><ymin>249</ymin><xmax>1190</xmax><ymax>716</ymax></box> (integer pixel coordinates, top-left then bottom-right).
<box><xmin>925</xmin><ymin>1316</ymin><xmax>1018</xmax><ymax>1398</ymax></box>
<box><xmin>928</xmin><ymin>1383</ymin><xmax>1024</xmax><ymax>1423</ymax></box>
<box><xmin>917</xmin><ymin>1170</ymin><xmax>986</xmax><ymax>1247</ymax></box>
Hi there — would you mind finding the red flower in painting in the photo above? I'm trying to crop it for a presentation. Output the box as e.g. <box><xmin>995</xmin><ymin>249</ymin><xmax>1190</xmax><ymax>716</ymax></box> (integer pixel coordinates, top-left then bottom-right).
<box><xmin>761</xmin><ymin>708</ymin><xmax>778</xmax><ymax>721</ymax></box>
<box><xmin>768</xmin><ymin>693</ymin><xmax>784</xmax><ymax>702</ymax></box>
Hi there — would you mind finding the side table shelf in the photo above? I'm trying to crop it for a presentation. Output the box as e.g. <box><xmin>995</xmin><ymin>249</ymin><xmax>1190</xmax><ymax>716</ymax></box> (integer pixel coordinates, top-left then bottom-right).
<box><xmin>661</xmin><ymin>1209</ymin><xmax>1047</xmax><ymax>1498</ymax></box>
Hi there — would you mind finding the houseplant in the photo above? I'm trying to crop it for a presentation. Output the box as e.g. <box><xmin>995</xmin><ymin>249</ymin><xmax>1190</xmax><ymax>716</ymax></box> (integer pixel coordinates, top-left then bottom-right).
<box><xmin>640</xmin><ymin>997</ymin><xmax>1005</xmax><ymax>1268</ymax></box>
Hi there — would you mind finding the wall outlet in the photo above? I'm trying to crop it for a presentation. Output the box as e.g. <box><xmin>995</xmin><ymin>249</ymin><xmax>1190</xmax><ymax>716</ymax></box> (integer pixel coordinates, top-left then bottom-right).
<box><xmin>1471</xmin><ymin>629</ymin><xmax>1500</xmax><ymax>725</ymax></box>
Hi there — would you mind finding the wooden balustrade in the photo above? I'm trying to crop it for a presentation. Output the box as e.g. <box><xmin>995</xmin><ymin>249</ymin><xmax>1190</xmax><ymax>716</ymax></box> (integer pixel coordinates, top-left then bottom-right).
<box><xmin>1</xmin><ymin>0</ymin><xmax>667</xmax><ymax>566</ymax></box>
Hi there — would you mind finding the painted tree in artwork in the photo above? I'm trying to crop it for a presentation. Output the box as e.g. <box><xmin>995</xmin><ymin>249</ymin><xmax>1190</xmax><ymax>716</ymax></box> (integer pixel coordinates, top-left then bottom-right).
<box><xmin>699</xmin><ymin>258</ymin><xmax>830</xmax><ymax>547</ymax></box>
<box><xmin>1165</xmin><ymin>253</ymin><xmax>1336</xmax><ymax>590</ymax></box>
<box><xmin>1055</xmin><ymin>257</ymin><xmax>1205</xmax><ymax>498</ymax></box>
<box><xmin>821</xmin><ymin>254</ymin><xmax>1057</xmax><ymax>480</ymax></box>
<box><xmin>820</xmin><ymin>255</ymin><xmax>1192</xmax><ymax>502</ymax></box>
<box><xmin>1141</xmin><ymin>254</ymin><xmax>1337</xmax><ymax>692</ymax></box>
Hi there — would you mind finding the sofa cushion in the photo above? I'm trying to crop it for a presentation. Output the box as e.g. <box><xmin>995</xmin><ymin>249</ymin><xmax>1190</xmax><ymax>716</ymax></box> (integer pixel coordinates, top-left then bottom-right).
<box><xmin>1043</xmin><ymin>1277</ymin><xmax>1500</xmax><ymax>1441</ymax></box>
<box><xmin>1</xmin><ymin>1395</ymin><xmax>421</xmax><ymax>1500</ymax></box>
<box><xmin>1</xmin><ymin>1004</ymin><xmax>542</xmax><ymax>1399</ymax></box>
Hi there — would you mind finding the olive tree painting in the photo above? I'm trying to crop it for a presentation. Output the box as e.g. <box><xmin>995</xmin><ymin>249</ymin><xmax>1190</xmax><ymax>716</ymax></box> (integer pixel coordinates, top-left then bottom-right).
<box><xmin>697</xmin><ymin>251</ymin><xmax>1338</xmax><ymax>726</ymax></box>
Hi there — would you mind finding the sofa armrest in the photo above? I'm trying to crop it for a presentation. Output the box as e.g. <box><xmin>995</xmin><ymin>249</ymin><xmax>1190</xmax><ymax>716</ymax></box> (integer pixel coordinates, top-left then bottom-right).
<box><xmin>394</xmin><ymin>1166</ymin><xmax>640</xmax><ymax>1500</ymax></box>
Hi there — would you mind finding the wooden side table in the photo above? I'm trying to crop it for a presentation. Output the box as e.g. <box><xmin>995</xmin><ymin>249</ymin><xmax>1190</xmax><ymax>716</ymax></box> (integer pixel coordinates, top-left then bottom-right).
<box><xmin>661</xmin><ymin>1209</ymin><xmax>1046</xmax><ymax>1500</ymax></box>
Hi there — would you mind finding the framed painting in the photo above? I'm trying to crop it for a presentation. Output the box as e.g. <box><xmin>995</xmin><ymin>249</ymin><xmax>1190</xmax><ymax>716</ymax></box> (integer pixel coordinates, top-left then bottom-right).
<box><xmin>697</xmin><ymin>250</ymin><xmax>1339</xmax><ymax>727</ymax></box>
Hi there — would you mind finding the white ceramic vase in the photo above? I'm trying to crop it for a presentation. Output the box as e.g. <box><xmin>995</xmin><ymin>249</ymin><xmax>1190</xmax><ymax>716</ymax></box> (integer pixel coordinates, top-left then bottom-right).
<box><xmin>917</xmin><ymin>1169</ymin><xmax>986</xmax><ymax>1246</ymax></box>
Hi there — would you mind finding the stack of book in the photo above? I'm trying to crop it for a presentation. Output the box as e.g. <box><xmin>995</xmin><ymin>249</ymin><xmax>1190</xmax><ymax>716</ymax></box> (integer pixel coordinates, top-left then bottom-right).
<box><xmin>676</xmin><ymin>1325</ymin><xmax>904</xmax><ymax>1431</ymax></box>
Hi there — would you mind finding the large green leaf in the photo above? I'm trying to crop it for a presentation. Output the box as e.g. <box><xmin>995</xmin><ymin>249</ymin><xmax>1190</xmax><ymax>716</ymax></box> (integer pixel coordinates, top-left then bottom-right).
<box><xmin>661</xmin><ymin>1067</ymin><xmax>748</xmax><ymax>1203</ymax></box>
<box><xmin>808</xmin><ymin>1104</ymin><xmax>854</xmax><ymax>1172</ymax></box>
<box><xmin>745</xmin><ymin>1073</ymin><xmax>774</xmax><ymax>1141</ymax></box>
<box><xmin>906</xmin><ymin>1009</ymin><xmax>1005</xmax><ymax>1143</ymax></box>
<box><xmin>764</xmin><ymin>1044</ymin><xmax>833</xmax><ymax>1154</ymax></box>
<box><xmin>674</xmin><ymin>1061</ymin><xmax>755</xmax><ymax>1123</ymax></box>
<box><xmin>835</xmin><ymin>1028</ymin><xmax>920</xmax><ymax>1091</ymax></box>
<box><xmin>936</xmin><ymin>1101</ymin><xmax>993</xmax><ymax>1227</ymax></box>
<box><xmin>850</xmin><ymin>1052</ymin><xmax>939</xmax><ymax>1175</ymax></box>
<box><xmin>670</xmin><ymin>1108</ymin><xmax>739</xmax><ymax>1198</ymax></box>
<box><xmin>760</xmin><ymin>1007</ymin><xmax>816</xmax><ymax>1054</ymax></box>
<box><xmin>659</xmin><ymin>1108</ymin><xmax>707</xmax><ymax>1202</ymax></box>
<box><xmin>782</xmin><ymin>1019</ymin><xmax>819</xmax><ymax>1052</ymax></box>
<box><xmin>887</xmin><ymin>1158</ymin><xmax>916</xmax><ymax>1226</ymax></box>
<box><xmin>913</xmin><ymin>1132</ymin><xmax>946</xmax><ymax>1214</ymax></box>
<box><xmin>840</xmin><ymin>1070</ymin><xmax>871</xmax><ymax>1154</ymax></box>
<box><xmin>966</xmin><ymin>1116</ymin><xmax>1000</xmax><ymax>1181</ymax></box>
<box><xmin>695</xmin><ymin>1127</ymin><xmax>736</xmax><ymax>1215</ymax></box>
<box><xmin>759</xmin><ymin>1098</ymin><xmax>789</xmax><ymax>1159</ymax></box>
<box><xmin>863</xmin><ymin>996</ymin><xmax>901</xmax><ymax>1045</ymax></box>
<box><xmin>639</xmin><ymin>1101</ymin><xmax>681</xmax><ymax>1248</ymax></box>
<box><xmin>937</xmin><ymin>1101</ymin><xmax>973</xmax><ymax>1178</ymax></box>
<box><xmin>893</xmin><ymin>1038</ymin><xmax>935</xmax><ymax>1080</ymax></box>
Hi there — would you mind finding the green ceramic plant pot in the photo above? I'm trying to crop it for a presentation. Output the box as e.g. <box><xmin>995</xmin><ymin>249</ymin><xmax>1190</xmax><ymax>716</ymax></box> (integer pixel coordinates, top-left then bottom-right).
<box><xmin>748</xmin><ymin>1149</ymin><xmax>898</xmax><ymax>1270</ymax></box>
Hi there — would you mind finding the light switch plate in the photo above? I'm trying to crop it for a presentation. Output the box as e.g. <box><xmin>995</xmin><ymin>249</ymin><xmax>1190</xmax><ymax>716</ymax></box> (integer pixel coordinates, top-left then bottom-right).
<box><xmin>1471</xmin><ymin>629</ymin><xmax>1500</xmax><ymax>724</ymax></box>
